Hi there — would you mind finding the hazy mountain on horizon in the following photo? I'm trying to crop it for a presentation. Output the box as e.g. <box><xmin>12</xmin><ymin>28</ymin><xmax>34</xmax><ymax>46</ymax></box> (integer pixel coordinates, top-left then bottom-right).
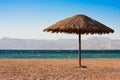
<box><xmin>0</xmin><ymin>37</ymin><xmax>120</xmax><ymax>50</ymax></box>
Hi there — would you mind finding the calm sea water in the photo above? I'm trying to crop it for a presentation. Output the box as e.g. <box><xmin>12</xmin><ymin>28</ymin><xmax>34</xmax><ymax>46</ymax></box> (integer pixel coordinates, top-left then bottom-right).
<box><xmin>0</xmin><ymin>50</ymin><xmax>120</xmax><ymax>58</ymax></box>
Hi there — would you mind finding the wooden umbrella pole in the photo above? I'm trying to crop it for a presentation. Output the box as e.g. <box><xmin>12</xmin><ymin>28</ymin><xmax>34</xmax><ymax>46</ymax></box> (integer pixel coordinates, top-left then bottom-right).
<box><xmin>78</xmin><ymin>31</ymin><xmax>81</xmax><ymax>67</ymax></box>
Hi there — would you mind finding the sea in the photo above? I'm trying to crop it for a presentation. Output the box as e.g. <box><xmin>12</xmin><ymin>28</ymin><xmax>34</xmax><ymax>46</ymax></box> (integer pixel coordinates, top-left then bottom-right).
<box><xmin>0</xmin><ymin>50</ymin><xmax>120</xmax><ymax>58</ymax></box>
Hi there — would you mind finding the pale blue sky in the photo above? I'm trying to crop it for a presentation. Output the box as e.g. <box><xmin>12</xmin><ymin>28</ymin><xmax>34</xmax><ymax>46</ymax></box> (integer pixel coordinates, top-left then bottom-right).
<box><xmin>0</xmin><ymin>0</ymin><xmax>120</xmax><ymax>39</ymax></box>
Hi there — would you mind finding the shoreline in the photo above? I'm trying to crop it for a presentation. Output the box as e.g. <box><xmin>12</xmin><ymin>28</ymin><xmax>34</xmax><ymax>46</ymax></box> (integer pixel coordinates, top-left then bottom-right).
<box><xmin>0</xmin><ymin>58</ymin><xmax>120</xmax><ymax>59</ymax></box>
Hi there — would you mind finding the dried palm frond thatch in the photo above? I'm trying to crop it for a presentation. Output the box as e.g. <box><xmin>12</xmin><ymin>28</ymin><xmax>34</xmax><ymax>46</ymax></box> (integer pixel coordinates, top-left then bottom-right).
<box><xmin>44</xmin><ymin>14</ymin><xmax>114</xmax><ymax>34</ymax></box>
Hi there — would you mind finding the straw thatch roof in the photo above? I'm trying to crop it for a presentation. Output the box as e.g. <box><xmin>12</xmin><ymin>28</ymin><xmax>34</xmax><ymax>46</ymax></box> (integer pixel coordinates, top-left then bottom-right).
<box><xmin>44</xmin><ymin>14</ymin><xmax>114</xmax><ymax>34</ymax></box>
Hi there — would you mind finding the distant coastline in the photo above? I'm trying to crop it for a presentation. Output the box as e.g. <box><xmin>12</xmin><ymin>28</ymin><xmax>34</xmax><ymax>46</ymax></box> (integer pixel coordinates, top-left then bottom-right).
<box><xmin>0</xmin><ymin>37</ymin><xmax>120</xmax><ymax>50</ymax></box>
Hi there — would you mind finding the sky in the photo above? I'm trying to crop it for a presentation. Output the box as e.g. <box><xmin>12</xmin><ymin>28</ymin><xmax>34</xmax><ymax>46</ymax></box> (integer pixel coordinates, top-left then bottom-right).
<box><xmin>0</xmin><ymin>0</ymin><xmax>120</xmax><ymax>40</ymax></box>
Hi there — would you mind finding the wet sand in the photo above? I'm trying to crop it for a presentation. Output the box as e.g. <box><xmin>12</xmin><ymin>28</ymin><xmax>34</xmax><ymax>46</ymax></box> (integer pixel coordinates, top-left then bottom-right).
<box><xmin>0</xmin><ymin>59</ymin><xmax>120</xmax><ymax>80</ymax></box>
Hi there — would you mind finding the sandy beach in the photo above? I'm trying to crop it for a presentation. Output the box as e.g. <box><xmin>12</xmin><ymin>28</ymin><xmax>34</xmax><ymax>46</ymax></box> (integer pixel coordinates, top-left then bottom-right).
<box><xmin>0</xmin><ymin>59</ymin><xmax>120</xmax><ymax>80</ymax></box>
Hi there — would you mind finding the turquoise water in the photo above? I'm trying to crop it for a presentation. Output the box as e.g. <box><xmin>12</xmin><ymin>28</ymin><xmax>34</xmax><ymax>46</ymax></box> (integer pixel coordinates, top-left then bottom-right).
<box><xmin>0</xmin><ymin>50</ymin><xmax>120</xmax><ymax>58</ymax></box>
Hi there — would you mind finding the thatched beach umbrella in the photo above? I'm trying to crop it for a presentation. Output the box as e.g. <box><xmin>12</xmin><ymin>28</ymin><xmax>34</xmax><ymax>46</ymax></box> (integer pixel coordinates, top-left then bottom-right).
<box><xmin>43</xmin><ymin>14</ymin><xmax>114</xmax><ymax>67</ymax></box>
